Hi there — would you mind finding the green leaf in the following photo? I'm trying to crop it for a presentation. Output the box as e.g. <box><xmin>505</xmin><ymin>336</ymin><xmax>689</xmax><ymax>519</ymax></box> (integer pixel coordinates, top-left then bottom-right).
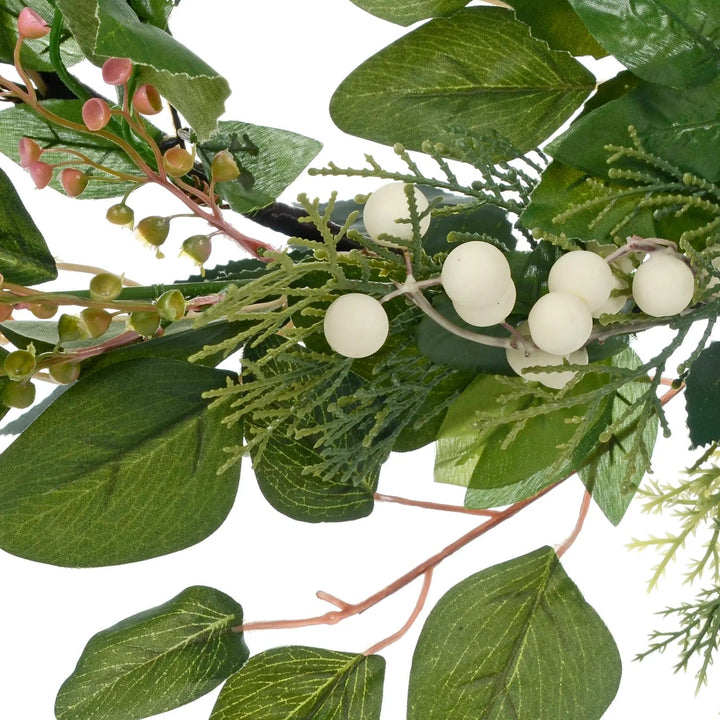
<box><xmin>348</xmin><ymin>0</ymin><xmax>469</xmax><ymax>26</ymax></box>
<box><xmin>0</xmin><ymin>358</ymin><xmax>241</xmax><ymax>566</ymax></box>
<box><xmin>549</xmin><ymin>76</ymin><xmax>720</xmax><ymax>183</ymax></box>
<box><xmin>198</xmin><ymin>121</ymin><xmax>322</xmax><ymax>214</ymax></box>
<box><xmin>0</xmin><ymin>0</ymin><xmax>83</xmax><ymax>71</ymax></box>
<box><xmin>408</xmin><ymin>547</ymin><xmax>621</xmax><ymax>720</ymax></box>
<box><xmin>56</xmin><ymin>585</ymin><xmax>248</xmax><ymax>720</ymax></box>
<box><xmin>685</xmin><ymin>342</ymin><xmax>720</xmax><ymax>447</ymax></box>
<box><xmin>0</xmin><ymin>165</ymin><xmax>56</xmax><ymax>284</ymax></box>
<box><xmin>210</xmin><ymin>646</ymin><xmax>385</xmax><ymax>720</ymax></box>
<box><xmin>568</xmin><ymin>0</ymin><xmax>720</xmax><ymax>87</ymax></box>
<box><xmin>330</xmin><ymin>7</ymin><xmax>594</xmax><ymax>159</ymax></box>
<box><xmin>127</xmin><ymin>0</ymin><xmax>178</xmax><ymax>28</ymax></box>
<box><xmin>54</xmin><ymin>0</ymin><xmax>229</xmax><ymax>140</ymax></box>
<box><xmin>507</xmin><ymin>0</ymin><xmax>606</xmax><ymax>57</ymax></box>
<box><xmin>0</xmin><ymin>101</ymin><xmax>148</xmax><ymax>199</ymax></box>
<box><xmin>579</xmin><ymin>348</ymin><xmax>658</xmax><ymax>525</ymax></box>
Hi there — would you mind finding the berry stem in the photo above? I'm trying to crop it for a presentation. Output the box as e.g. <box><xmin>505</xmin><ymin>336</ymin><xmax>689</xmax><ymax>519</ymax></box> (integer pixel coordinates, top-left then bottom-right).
<box><xmin>55</xmin><ymin>263</ymin><xmax>142</xmax><ymax>286</ymax></box>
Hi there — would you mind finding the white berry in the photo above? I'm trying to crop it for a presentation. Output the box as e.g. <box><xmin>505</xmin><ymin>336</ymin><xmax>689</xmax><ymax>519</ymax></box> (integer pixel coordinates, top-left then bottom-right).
<box><xmin>363</xmin><ymin>182</ymin><xmax>430</xmax><ymax>243</ymax></box>
<box><xmin>632</xmin><ymin>252</ymin><xmax>695</xmax><ymax>317</ymax></box>
<box><xmin>592</xmin><ymin>272</ymin><xmax>629</xmax><ymax>317</ymax></box>
<box><xmin>323</xmin><ymin>293</ymin><xmax>389</xmax><ymax>358</ymax></box>
<box><xmin>548</xmin><ymin>250</ymin><xmax>614</xmax><ymax>313</ymax></box>
<box><xmin>453</xmin><ymin>279</ymin><xmax>516</xmax><ymax>327</ymax></box>
<box><xmin>528</xmin><ymin>291</ymin><xmax>593</xmax><ymax>355</ymax></box>
<box><xmin>506</xmin><ymin>339</ymin><xmax>588</xmax><ymax>389</ymax></box>
<box><xmin>441</xmin><ymin>240</ymin><xmax>512</xmax><ymax>307</ymax></box>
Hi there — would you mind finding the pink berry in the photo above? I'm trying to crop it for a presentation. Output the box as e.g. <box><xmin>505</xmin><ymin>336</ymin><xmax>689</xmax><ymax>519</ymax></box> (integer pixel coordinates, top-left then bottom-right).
<box><xmin>60</xmin><ymin>168</ymin><xmax>88</xmax><ymax>197</ymax></box>
<box><xmin>28</xmin><ymin>161</ymin><xmax>52</xmax><ymax>189</ymax></box>
<box><xmin>101</xmin><ymin>57</ymin><xmax>133</xmax><ymax>86</ymax></box>
<box><xmin>132</xmin><ymin>84</ymin><xmax>162</xmax><ymax>115</ymax></box>
<box><xmin>18</xmin><ymin>137</ymin><xmax>42</xmax><ymax>168</ymax></box>
<box><xmin>17</xmin><ymin>7</ymin><xmax>49</xmax><ymax>40</ymax></box>
<box><xmin>162</xmin><ymin>146</ymin><xmax>194</xmax><ymax>177</ymax></box>
<box><xmin>82</xmin><ymin>98</ymin><xmax>112</xmax><ymax>131</ymax></box>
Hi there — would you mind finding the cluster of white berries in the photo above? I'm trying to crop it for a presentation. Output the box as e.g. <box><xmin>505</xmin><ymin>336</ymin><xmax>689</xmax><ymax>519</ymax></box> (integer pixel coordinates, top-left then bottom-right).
<box><xmin>322</xmin><ymin>182</ymin><xmax>698</xmax><ymax>388</ymax></box>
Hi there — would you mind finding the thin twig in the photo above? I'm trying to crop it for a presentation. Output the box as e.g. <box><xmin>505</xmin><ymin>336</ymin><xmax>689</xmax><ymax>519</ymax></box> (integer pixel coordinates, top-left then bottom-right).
<box><xmin>374</xmin><ymin>493</ymin><xmax>499</xmax><ymax>517</ymax></box>
<box><xmin>557</xmin><ymin>489</ymin><xmax>592</xmax><ymax>558</ymax></box>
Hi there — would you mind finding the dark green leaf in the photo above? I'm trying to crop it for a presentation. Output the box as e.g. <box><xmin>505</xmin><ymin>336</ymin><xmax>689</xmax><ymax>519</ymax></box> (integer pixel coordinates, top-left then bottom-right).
<box><xmin>56</xmin><ymin>585</ymin><xmax>248</xmax><ymax>720</ymax></box>
<box><xmin>549</xmin><ymin>76</ymin><xmax>720</xmax><ymax>183</ymax></box>
<box><xmin>685</xmin><ymin>342</ymin><xmax>720</xmax><ymax>447</ymax></box>
<box><xmin>0</xmin><ymin>165</ymin><xmax>56</xmax><ymax>284</ymax></box>
<box><xmin>348</xmin><ymin>0</ymin><xmax>469</xmax><ymax>26</ymax></box>
<box><xmin>330</xmin><ymin>7</ymin><xmax>594</xmax><ymax>159</ymax></box>
<box><xmin>568</xmin><ymin>0</ymin><xmax>720</xmax><ymax>87</ymax></box>
<box><xmin>408</xmin><ymin>546</ymin><xmax>621</xmax><ymax>720</ymax></box>
<box><xmin>508</xmin><ymin>0</ymin><xmax>606</xmax><ymax>57</ymax></box>
<box><xmin>198</xmin><ymin>121</ymin><xmax>322</xmax><ymax>214</ymax></box>
<box><xmin>55</xmin><ymin>0</ymin><xmax>229</xmax><ymax>140</ymax></box>
<box><xmin>0</xmin><ymin>101</ymin><xmax>149</xmax><ymax>199</ymax></box>
<box><xmin>0</xmin><ymin>358</ymin><xmax>241</xmax><ymax>566</ymax></box>
<box><xmin>579</xmin><ymin>348</ymin><xmax>658</xmax><ymax>524</ymax></box>
<box><xmin>210</xmin><ymin>646</ymin><xmax>385</xmax><ymax>720</ymax></box>
<box><xmin>128</xmin><ymin>0</ymin><xmax>178</xmax><ymax>28</ymax></box>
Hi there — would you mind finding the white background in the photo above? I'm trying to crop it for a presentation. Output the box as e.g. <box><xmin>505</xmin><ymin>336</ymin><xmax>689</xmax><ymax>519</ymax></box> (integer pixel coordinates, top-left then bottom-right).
<box><xmin>0</xmin><ymin>1</ymin><xmax>718</xmax><ymax>718</ymax></box>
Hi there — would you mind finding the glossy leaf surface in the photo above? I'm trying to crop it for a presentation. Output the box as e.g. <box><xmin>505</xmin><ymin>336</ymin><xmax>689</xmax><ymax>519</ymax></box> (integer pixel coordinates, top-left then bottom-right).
<box><xmin>56</xmin><ymin>586</ymin><xmax>248</xmax><ymax>720</ymax></box>
<box><xmin>408</xmin><ymin>547</ymin><xmax>621</xmax><ymax>720</ymax></box>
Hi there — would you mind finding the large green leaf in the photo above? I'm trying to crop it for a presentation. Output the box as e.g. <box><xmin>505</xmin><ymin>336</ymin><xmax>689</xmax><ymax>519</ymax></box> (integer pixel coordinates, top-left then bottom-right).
<box><xmin>210</xmin><ymin>646</ymin><xmax>385</xmax><ymax>720</ymax></box>
<box><xmin>348</xmin><ymin>0</ymin><xmax>469</xmax><ymax>26</ymax></box>
<box><xmin>330</xmin><ymin>7</ymin><xmax>594</xmax><ymax>159</ymax></box>
<box><xmin>579</xmin><ymin>348</ymin><xmax>658</xmax><ymax>525</ymax></box>
<box><xmin>685</xmin><ymin>342</ymin><xmax>720</xmax><ymax>447</ymax></box>
<box><xmin>198</xmin><ymin>121</ymin><xmax>322</xmax><ymax>214</ymax></box>
<box><xmin>0</xmin><ymin>358</ymin><xmax>241</xmax><ymax>566</ymax></box>
<box><xmin>55</xmin><ymin>0</ymin><xmax>229</xmax><ymax>140</ymax></box>
<box><xmin>549</xmin><ymin>76</ymin><xmax>720</xmax><ymax>183</ymax></box>
<box><xmin>568</xmin><ymin>0</ymin><xmax>720</xmax><ymax>87</ymax></box>
<box><xmin>56</xmin><ymin>586</ymin><xmax>248</xmax><ymax>720</ymax></box>
<box><xmin>508</xmin><ymin>0</ymin><xmax>606</xmax><ymax>57</ymax></box>
<box><xmin>0</xmin><ymin>165</ymin><xmax>56</xmax><ymax>283</ymax></box>
<box><xmin>408</xmin><ymin>547</ymin><xmax>621</xmax><ymax>720</ymax></box>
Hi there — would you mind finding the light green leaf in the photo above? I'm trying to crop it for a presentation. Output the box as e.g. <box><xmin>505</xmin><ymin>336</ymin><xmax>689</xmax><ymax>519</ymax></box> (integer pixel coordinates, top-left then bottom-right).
<box><xmin>408</xmin><ymin>547</ymin><xmax>621</xmax><ymax>720</ymax></box>
<box><xmin>210</xmin><ymin>646</ymin><xmax>385</xmax><ymax>720</ymax></box>
<box><xmin>348</xmin><ymin>0</ymin><xmax>469</xmax><ymax>26</ymax></box>
<box><xmin>330</xmin><ymin>7</ymin><xmax>594</xmax><ymax>159</ymax></box>
<box><xmin>568</xmin><ymin>0</ymin><xmax>720</xmax><ymax>87</ymax></box>
<box><xmin>0</xmin><ymin>165</ymin><xmax>56</xmax><ymax>283</ymax></box>
<box><xmin>0</xmin><ymin>358</ymin><xmax>241</xmax><ymax>567</ymax></box>
<box><xmin>55</xmin><ymin>585</ymin><xmax>248</xmax><ymax>720</ymax></box>
<box><xmin>198</xmin><ymin>121</ymin><xmax>322</xmax><ymax>214</ymax></box>
<box><xmin>54</xmin><ymin>0</ymin><xmax>229</xmax><ymax>140</ymax></box>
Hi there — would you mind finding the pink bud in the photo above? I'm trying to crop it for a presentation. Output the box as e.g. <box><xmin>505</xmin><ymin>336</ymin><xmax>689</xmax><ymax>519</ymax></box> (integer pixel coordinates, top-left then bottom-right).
<box><xmin>60</xmin><ymin>168</ymin><xmax>88</xmax><ymax>197</ymax></box>
<box><xmin>132</xmin><ymin>84</ymin><xmax>162</xmax><ymax>115</ymax></box>
<box><xmin>17</xmin><ymin>7</ymin><xmax>50</xmax><ymax>40</ymax></box>
<box><xmin>81</xmin><ymin>98</ymin><xmax>112</xmax><ymax>131</ymax></box>
<box><xmin>18</xmin><ymin>137</ymin><xmax>42</xmax><ymax>168</ymax></box>
<box><xmin>101</xmin><ymin>57</ymin><xmax>133</xmax><ymax>86</ymax></box>
<box><xmin>28</xmin><ymin>161</ymin><xmax>52</xmax><ymax>189</ymax></box>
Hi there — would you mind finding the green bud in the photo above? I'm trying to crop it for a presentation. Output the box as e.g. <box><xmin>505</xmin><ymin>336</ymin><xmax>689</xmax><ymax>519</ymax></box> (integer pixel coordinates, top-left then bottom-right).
<box><xmin>58</xmin><ymin>314</ymin><xmax>84</xmax><ymax>344</ymax></box>
<box><xmin>89</xmin><ymin>272</ymin><xmax>123</xmax><ymax>302</ymax></box>
<box><xmin>107</xmin><ymin>203</ymin><xmax>135</xmax><ymax>228</ymax></box>
<box><xmin>29</xmin><ymin>302</ymin><xmax>57</xmax><ymax>319</ymax></box>
<box><xmin>79</xmin><ymin>308</ymin><xmax>112</xmax><ymax>339</ymax></box>
<box><xmin>4</xmin><ymin>349</ymin><xmax>36</xmax><ymax>381</ymax></box>
<box><xmin>181</xmin><ymin>235</ymin><xmax>212</xmax><ymax>266</ymax></box>
<box><xmin>211</xmin><ymin>150</ymin><xmax>240</xmax><ymax>183</ymax></box>
<box><xmin>129</xmin><ymin>310</ymin><xmax>161</xmax><ymax>337</ymax></box>
<box><xmin>2</xmin><ymin>380</ymin><xmax>35</xmax><ymax>409</ymax></box>
<box><xmin>156</xmin><ymin>289</ymin><xmax>185</xmax><ymax>322</ymax></box>
<box><xmin>136</xmin><ymin>216</ymin><xmax>170</xmax><ymax>247</ymax></box>
<box><xmin>49</xmin><ymin>361</ymin><xmax>81</xmax><ymax>384</ymax></box>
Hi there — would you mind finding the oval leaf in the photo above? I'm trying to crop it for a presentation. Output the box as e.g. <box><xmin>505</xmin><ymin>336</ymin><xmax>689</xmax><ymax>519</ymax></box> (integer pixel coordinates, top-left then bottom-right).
<box><xmin>210</xmin><ymin>646</ymin><xmax>385</xmax><ymax>720</ymax></box>
<box><xmin>408</xmin><ymin>547</ymin><xmax>621</xmax><ymax>720</ymax></box>
<box><xmin>56</xmin><ymin>585</ymin><xmax>249</xmax><ymax>720</ymax></box>
<box><xmin>330</xmin><ymin>7</ymin><xmax>594</xmax><ymax>159</ymax></box>
<box><xmin>349</xmin><ymin>0</ymin><xmax>469</xmax><ymax>26</ymax></box>
<box><xmin>0</xmin><ymin>358</ymin><xmax>241</xmax><ymax>566</ymax></box>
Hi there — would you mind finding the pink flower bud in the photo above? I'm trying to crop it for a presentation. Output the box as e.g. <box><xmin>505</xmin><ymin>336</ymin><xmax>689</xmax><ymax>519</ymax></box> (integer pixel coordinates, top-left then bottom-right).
<box><xmin>132</xmin><ymin>84</ymin><xmax>162</xmax><ymax>115</ymax></box>
<box><xmin>60</xmin><ymin>168</ymin><xmax>88</xmax><ymax>197</ymax></box>
<box><xmin>101</xmin><ymin>57</ymin><xmax>133</xmax><ymax>86</ymax></box>
<box><xmin>162</xmin><ymin>146</ymin><xmax>194</xmax><ymax>177</ymax></box>
<box><xmin>28</xmin><ymin>161</ymin><xmax>52</xmax><ymax>189</ymax></box>
<box><xmin>82</xmin><ymin>98</ymin><xmax>112</xmax><ymax>131</ymax></box>
<box><xmin>17</xmin><ymin>7</ymin><xmax>49</xmax><ymax>40</ymax></box>
<box><xmin>18</xmin><ymin>137</ymin><xmax>42</xmax><ymax>168</ymax></box>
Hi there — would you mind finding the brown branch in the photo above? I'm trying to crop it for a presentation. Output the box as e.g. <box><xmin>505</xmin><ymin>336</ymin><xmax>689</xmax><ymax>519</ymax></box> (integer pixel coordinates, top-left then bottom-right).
<box><xmin>557</xmin><ymin>489</ymin><xmax>592</xmax><ymax>558</ymax></box>
<box><xmin>374</xmin><ymin>493</ymin><xmax>500</xmax><ymax>517</ymax></box>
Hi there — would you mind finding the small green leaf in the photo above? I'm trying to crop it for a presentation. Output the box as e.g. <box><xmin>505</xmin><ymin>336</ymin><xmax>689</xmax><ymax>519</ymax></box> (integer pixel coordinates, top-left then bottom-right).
<box><xmin>56</xmin><ymin>585</ymin><xmax>248</xmax><ymax>720</ymax></box>
<box><xmin>210</xmin><ymin>646</ymin><xmax>385</xmax><ymax>720</ymax></box>
<box><xmin>0</xmin><ymin>165</ymin><xmax>56</xmax><ymax>284</ymax></box>
<box><xmin>408</xmin><ymin>547</ymin><xmax>621</xmax><ymax>720</ymax></box>
<box><xmin>685</xmin><ymin>342</ymin><xmax>720</xmax><ymax>447</ymax></box>
<box><xmin>55</xmin><ymin>0</ymin><xmax>229</xmax><ymax>140</ymax></box>
<box><xmin>330</xmin><ymin>7</ymin><xmax>594</xmax><ymax>159</ymax></box>
<box><xmin>508</xmin><ymin>0</ymin><xmax>606</xmax><ymax>57</ymax></box>
<box><xmin>198</xmin><ymin>121</ymin><xmax>322</xmax><ymax>214</ymax></box>
<box><xmin>127</xmin><ymin>0</ymin><xmax>178</xmax><ymax>28</ymax></box>
<box><xmin>0</xmin><ymin>358</ymin><xmax>241</xmax><ymax>566</ymax></box>
<box><xmin>348</xmin><ymin>0</ymin><xmax>469</xmax><ymax>26</ymax></box>
<box><xmin>568</xmin><ymin>0</ymin><xmax>720</xmax><ymax>87</ymax></box>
